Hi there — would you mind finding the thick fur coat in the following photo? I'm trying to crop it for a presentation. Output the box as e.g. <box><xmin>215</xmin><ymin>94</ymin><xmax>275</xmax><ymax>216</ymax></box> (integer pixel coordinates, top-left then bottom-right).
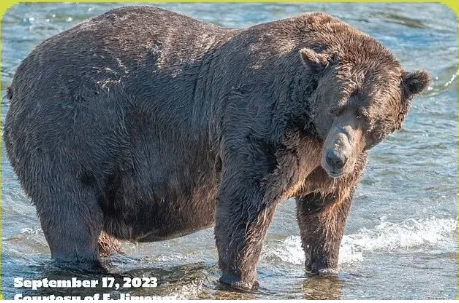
<box><xmin>4</xmin><ymin>6</ymin><xmax>429</xmax><ymax>290</ymax></box>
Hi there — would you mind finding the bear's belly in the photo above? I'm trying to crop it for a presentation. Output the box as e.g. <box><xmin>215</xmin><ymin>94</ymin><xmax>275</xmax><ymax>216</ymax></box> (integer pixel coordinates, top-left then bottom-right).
<box><xmin>102</xmin><ymin>180</ymin><xmax>219</xmax><ymax>242</ymax></box>
<box><xmin>135</xmin><ymin>216</ymin><xmax>214</xmax><ymax>242</ymax></box>
<box><xmin>135</xmin><ymin>194</ymin><xmax>217</xmax><ymax>242</ymax></box>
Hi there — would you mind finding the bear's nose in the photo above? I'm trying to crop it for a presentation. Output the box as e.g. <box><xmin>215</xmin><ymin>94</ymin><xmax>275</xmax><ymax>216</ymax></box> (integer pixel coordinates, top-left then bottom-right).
<box><xmin>326</xmin><ymin>150</ymin><xmax>346</xmax><ymax>169</ymax></box>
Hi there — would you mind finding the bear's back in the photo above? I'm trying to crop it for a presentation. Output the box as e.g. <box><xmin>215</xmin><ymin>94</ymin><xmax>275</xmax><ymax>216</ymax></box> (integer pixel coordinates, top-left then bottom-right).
<box><xmin>9</xmin><ymin>6</ymin><xmax>235</xmax><ymax>103</ymax></box>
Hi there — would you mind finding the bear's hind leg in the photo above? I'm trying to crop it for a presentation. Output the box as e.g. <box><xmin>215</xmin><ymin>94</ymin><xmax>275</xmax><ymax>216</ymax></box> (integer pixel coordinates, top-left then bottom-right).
<box><xmin>98</xmin><ymin>231</ymin><xmax>122</xmax><ymax>257</ymax></box>
<box><xmin>36</xmin><ymin>186</ymin><xmax>105</xmax><ymax>271</ymax></box>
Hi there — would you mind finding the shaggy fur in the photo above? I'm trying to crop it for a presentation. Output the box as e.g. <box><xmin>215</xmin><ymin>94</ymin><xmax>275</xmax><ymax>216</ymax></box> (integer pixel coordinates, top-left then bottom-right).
<box><xmin>4</xmin><ymin>6</ymin><xmax>429</xmax><ymax>290</ymax></box>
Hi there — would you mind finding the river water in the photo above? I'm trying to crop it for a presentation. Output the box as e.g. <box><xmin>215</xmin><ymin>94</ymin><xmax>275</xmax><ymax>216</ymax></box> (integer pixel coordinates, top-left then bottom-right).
<box><xmin>1</xmin><ymin>3</ymin><xmax>457</xmax><ymax>299</ymax></box>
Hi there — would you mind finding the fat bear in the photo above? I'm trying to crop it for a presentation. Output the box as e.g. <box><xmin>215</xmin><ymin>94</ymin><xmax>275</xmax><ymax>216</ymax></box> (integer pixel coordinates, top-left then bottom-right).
<box><xmin>4</xmin><ymin>6</ymin><xmax>429</xmax><ymax>291</ymax></box>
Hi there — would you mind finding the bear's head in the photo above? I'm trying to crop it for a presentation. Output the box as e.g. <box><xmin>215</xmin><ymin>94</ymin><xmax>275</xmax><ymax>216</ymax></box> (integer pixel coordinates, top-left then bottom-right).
<box><xmin>299</xmin><ymin>43</ymin><xmax>429</xmax><ymax>178</ymax></box>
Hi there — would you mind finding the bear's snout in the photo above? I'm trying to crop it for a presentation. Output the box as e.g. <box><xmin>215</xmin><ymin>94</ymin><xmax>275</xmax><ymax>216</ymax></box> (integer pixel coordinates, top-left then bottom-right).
<box><xmin>325</xmin><ymin>149</ymin><xmax>347</xmax><ymax>171</ymax></box>
<box><xmin>321</xmin><ymin>129</ymin><xmax>355</xmax><ymax>178</ymax></box>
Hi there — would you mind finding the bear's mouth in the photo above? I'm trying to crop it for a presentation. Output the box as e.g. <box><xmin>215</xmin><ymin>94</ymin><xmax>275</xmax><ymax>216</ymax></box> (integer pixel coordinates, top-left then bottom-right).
<box><xmin>323</xmin><ymin>166</ymin><xmax>344</xmax><ymax>179</ymax></box>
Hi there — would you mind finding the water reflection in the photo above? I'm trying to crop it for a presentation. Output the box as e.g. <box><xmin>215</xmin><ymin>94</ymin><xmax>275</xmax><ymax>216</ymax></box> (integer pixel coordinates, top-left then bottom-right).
<box><xmin>1</xmin><ymin>2</ymin><xmax>457</xmax><ymax>299</ymax></box>
<box><xmin>303</xmin><ymin>276</ymin><xmax>343</xmax><ymax>300</ymax></box>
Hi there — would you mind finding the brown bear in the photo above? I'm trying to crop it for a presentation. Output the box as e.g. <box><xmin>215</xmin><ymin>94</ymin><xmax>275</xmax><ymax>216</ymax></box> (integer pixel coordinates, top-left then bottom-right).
<box><xmin>4</xmin><ymin>6</ymin><xmax>429</xmax><ymax>291</ymax></box>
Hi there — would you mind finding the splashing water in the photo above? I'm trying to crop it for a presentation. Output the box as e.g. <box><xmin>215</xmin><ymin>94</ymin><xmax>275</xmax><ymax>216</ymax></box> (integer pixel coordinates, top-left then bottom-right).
<box><xmin>1</xmin><ymin>2</ymin><xmax>456</xmax><ymax>300</ymax></box>
<box><xmin>264</xmin><ymin>217</ymin><xmax>457</xmax><ymax>265</ymax></box>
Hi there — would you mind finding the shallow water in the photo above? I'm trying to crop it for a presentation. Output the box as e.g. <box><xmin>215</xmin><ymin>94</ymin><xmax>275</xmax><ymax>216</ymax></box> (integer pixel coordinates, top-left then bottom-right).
<box><xmin>1</xmin><ymin>3</ymin><xmax>457</xmax><ymax>300</ymax></box>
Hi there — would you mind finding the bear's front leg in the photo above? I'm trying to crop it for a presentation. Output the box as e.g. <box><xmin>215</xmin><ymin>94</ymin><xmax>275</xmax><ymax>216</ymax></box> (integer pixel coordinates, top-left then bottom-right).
<box><xmin>215</xmin><ymin>155</ymin><xmax>280</xmax><ymax>291</ymax></box>
<box><xmin>296</xmin><ymin>190</ymin><xmax>354</xmax><ymax>275</ymax></box>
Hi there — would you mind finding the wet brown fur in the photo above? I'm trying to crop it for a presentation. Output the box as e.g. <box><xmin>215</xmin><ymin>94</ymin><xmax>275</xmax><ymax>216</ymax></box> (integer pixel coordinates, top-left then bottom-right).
<box><xmin>98</xmin><ymin>231</ymin><xmax>123</xmax><ymax>257</ymax></box>
<box><xmin>3</xmin><ymin>7</ymin><xmax>429</xmax><ymax>290</ymax></box>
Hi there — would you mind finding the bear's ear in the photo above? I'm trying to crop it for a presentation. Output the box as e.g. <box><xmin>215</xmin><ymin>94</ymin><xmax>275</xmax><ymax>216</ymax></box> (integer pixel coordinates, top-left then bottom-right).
<box><xmin>299</xmin><ymin>48</ymin><xmax>330</xmax><ymax>71</ymax></box>
<box><xmin>402</xmin><ymin>70</ymin><xmax>430</xmax><ymax>99</ymax></box>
